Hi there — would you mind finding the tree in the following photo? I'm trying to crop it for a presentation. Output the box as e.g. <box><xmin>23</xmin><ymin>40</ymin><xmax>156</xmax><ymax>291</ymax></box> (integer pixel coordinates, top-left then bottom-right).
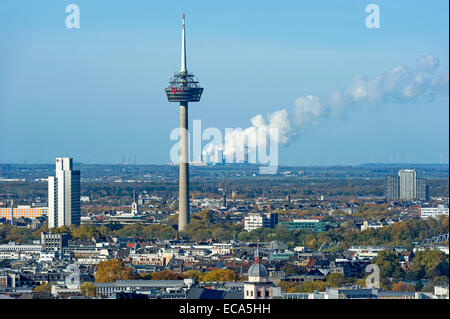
<box><xmin>33</xmin><ymin>282</ymin><xmax>52</xmax><ymax>293</ymax></box>
<box><xmin>80</xmin><ymin>282</ymin><xmax>96</xmax><ymax>297</ymax></box>
<box><xmin>151</xmin><ymin>270</ymin><xmax>184</xmax><ymax>280</ymax></box>
<box><xmin>414</xmin><ymin>279</ymin><xmax>423</xmax><ymax>291</ymax></box>
<box><xmin>294</xmin><ymin>280</ymin><xmax>327</xmax><ymax>293</ymax></box>
<box><xmin>94</xmin><ymin>259</ymin><xmax>137</xmax><ymax>282</ymax></box>
<box><xmin>374</xmin><ymin>250</ymin><xmax>404</xmax><ymax>281</ymax></box>
<box><xmin>391</xmin><ymin>281</ymin><xmax>415</xmax><ymax>292</ymax></box>
<box><xmin>421</xmin><ymin>276</ymin><xmax>449</xmax><ymax>293</ymax></box>
<box><xmin>183</xmin><ymin>270</ymin><xmax>202</xmax><ymax>281</ymax></box>
<box><xmin>281</xmin><ymin>263</ymin><xmax>306</xmax><ymax>276</ymax></box>
<box><xmin>412</xmin><ymin>249</ymin><xmax>449</xmax><ymax>279</ymax></box>
<box><xmin>200</xmin><ymin>269</ymin><xmax>238</xmax><ymax>282</ymax></box>
<box><xmin>326</xmin><ymin>273</ymin><xmax>347</xmax><ymax>287</ymax></box>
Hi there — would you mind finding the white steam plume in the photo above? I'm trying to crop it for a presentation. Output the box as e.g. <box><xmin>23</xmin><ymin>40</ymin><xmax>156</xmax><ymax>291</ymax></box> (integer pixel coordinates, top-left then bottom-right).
<box><xmin>206</xmin><ymin>55</ymin><xmax>449</xmax><ymax>162</ymax></box>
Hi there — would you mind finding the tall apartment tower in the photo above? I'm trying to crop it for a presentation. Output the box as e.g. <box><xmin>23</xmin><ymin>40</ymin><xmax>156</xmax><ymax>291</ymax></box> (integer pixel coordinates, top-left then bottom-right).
<box><xmin>165</xmin><ymin>14</ymin><xmax>203</xmax><ymax>232</ymax></box>
<box><xmin>48</xmin><ymin>158</ymin><xmax>80</xmax><ymax>228</ymax></box>
<box><xmin>386</xmin><ymin>169</ymin><xmax>428</xmax><ymax>201</ymax></box>
<box><xmin>385</xmin><ymin>175</ymin><xmax>400</xmax><ymax>201</ymax></box>
<box><xmin>398</xmin><ymin>169</ymin><xmax>416</xmax><ymax>200</ymax></box>
<box><xmin>416</xmin><ymin>178</ymin><xmax>429</xmax><ymax>201</ymax></box>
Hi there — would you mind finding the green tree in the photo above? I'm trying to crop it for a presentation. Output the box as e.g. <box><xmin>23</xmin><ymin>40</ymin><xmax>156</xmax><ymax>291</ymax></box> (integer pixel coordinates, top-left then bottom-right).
<box><xmin>412</xmin><ymin>249</ymin><xmax>449</xmax><ymax>279</ymax></box>
<box><xmin>374</xmin><ymin>250</ymin><xmax>404</xmax><ymax>281</ymax></box>
<box><xmin>414</xmin><ymin>279</ymin><xmax>423</xmax><ymax>291</ymax></box>
<box><xmin>326</xmin><ymin>273</ymin><xmax>347</xmax><ymax>287</ymax></box>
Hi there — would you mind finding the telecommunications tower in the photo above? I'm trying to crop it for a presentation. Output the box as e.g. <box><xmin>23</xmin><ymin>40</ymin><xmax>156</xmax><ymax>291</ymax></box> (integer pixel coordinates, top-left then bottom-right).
<box><xmin>165</xmin><ymin>14</ymin><xmax>203</xmax><ymax>232</ymax></box>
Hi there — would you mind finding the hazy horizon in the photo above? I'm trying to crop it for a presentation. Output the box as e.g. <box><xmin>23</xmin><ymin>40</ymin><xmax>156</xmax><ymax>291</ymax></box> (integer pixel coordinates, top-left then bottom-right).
<box><xmin>0</xmin><ymin>1</ymin><xmax>448</xmax><ymax>166</ymax></box>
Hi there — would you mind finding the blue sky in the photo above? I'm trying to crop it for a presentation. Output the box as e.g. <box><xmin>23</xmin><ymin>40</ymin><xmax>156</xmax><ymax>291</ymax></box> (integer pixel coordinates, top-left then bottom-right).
<box><xmin>0</xmin><ymin>0</ymin><xmax>448</xmax><ymax>165</ymax></box>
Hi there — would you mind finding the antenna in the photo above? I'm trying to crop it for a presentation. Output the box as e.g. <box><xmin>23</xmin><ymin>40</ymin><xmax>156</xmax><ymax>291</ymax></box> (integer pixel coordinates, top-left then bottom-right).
<box><xmin>181</xmin><ymin>13</ymin><xmax>187</xmax><ymax>73</ymax></box>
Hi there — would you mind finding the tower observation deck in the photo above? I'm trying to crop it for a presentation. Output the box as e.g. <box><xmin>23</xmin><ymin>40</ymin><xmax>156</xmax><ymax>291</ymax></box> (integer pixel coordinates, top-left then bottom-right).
<box><xmin>165</xmin><ymin>14</ymin><xmax>203</xmax><ymax>232</ymax></box>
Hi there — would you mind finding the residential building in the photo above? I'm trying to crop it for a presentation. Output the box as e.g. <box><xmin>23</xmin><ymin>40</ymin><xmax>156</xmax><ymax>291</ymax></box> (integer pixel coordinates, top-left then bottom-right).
<box><xmin>385</xmin><ymin>169</ymin><xmax>428</xmax><ymax>201</ymax></box>
<box><xmin>385</xmin><ymin>175</ymin><xmax>399</xmax><ymax>201</ymax></box>
<box><xmin>399</xmin><ymin>169</ymin><xmax>416</xmax><ymax>200</ymax></box>
<box><xmin>416</xmin><ymin>178</ymin><xmax>429</xmax><ymax>201</ymax></box>
<box><xmin>48</xmin><ymin>157</ymin><xmax>80</xmax><ymax>228</ymax></box>
<box><xmin>420</xmin><ymin>205</ymin><xmax>449</xmax><ymax>219</ymax></box>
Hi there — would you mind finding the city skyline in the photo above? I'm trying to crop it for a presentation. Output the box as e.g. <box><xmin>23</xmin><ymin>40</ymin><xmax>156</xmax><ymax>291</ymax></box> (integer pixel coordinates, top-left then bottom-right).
<box><xmin>0</xmin><ymin>1</ymin><xmax>448</xmax><ymax>166</ymax></box>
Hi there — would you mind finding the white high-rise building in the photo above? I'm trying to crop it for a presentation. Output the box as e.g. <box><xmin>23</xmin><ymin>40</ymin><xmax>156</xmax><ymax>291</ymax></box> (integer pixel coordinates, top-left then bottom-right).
<box><xmin>48</xmin><ymin>158</ymin><xmax>80</xmax><ymax>228</ymax></box>
<box><xmin>398</xmin><ymin>169</ymin><xmax>416</xmax><ymax>201</ymax></box>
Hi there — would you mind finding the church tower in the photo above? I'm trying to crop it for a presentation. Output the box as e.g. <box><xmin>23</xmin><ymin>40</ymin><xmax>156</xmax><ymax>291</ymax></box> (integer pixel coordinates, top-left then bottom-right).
<box><xmin>244</xmin><ymin>247</ymin><xmax>281</xmax><ymax>299</ymax></box>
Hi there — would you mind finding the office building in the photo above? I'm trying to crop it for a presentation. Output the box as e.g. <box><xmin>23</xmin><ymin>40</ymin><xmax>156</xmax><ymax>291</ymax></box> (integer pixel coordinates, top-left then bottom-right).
<box><xmin>244</xmin><ymin>213</ymin><xmax>278</xmax><ymax>232</ymax></box>
<box><xmin>0</xmin><ymin>206</ymin><xmax>47</xmax><ymax>220</ymax></box>
<box><xmin>41</xmin><ymin>232</ymin><xmax>69</xmax><ymax>252</ymax></box>
<box><xmin>280</xmin><ymin>219</ymin><xmax>328</xmax><ymax>233</ymax></box>
<box><xmin>48</xmin><ymin>157</ymin><xmax>80</xmax><ymax>228</ymax></box>
<box><xmin>420</xmin><ymin>205</ymin><xmax>449</xmax><ymax>219</ymax></box>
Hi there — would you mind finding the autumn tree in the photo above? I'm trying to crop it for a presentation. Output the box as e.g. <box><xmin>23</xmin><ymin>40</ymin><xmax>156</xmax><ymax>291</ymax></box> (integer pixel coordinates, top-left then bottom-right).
<box><xmin>151</xmin><ymin>270</ymin><xmax>184</xmax><ymax>280</ymax></box>
<box><xmin>33</xmin><ymin>282</ymin><xmax>52</xmax><ymax>293</ymax></box>
<box><xmin>200</xmin><ymin>269</ymin><xmax>238</xmax><ymax>282</ymax></box>
<box><xmin>293</xmin><ymin>280</ymin><xmax>327</xmax><ymax>293</ymax></box>
<box><xmin>94</xmin><ymin>259</ymin><xmax>137</xmax><ymax>282</ymax></box>
<box><xmin>391</xmin><ymin>282</ymin><xmax>415</xmax><ymax>292</ymax></box>
<box><xmin>183</xmin><ymin>270</ymin><xmax>202</xmax><ymax>281</ymax></box>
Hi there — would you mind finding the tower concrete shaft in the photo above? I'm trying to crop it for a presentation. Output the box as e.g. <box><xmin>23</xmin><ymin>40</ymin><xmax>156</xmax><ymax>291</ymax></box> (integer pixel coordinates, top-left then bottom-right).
<box><xmin>179</xmin><ymin>101</ymin><xmax>190</xmax><ymax>231</ymax></box>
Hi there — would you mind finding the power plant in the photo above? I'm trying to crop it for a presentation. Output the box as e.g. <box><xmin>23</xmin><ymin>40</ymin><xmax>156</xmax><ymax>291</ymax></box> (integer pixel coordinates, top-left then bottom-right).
<box><xmin>165</xmin><ymin>14</ymin><xmax>203</xmax><ymax>232</ymax></box>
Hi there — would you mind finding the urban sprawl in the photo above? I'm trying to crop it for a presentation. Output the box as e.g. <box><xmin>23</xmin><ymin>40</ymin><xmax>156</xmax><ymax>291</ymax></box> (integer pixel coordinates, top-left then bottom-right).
<box><xmin>0</xmin><ymin>160</ymin><xmax>448</xmax><ymax>300</ymax></box>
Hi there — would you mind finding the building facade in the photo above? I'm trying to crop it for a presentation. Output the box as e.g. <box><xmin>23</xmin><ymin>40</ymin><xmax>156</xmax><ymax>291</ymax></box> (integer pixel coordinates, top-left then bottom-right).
<box><xmin>48</xmin><ymin>158</ymin><xmax>80</xmax><ymax>228</ymax></box>
<box><xmin>420</xmin><ymin>205</ymin><xmax>449</xmax><ymax>219</ymax></box>
<box><xmin>385</xmin><ymin>169</ymin><xmax>428</xmax><ymax>201</ymax></box>
<box><xmin>0</xmin><ymin>206</ymin><xmax>47</xmax><ymax>220</ymax></box>
<box><xmin>244</xmin><ymin>248</ymin><xmax>281</xmax><ymax>299</ymax></box>
<box><xmin>244</xmin><ymin>213</ymin><xmax>278</xmax><ymax>232</ymax></box>
<box><xmin>41</xmin><ymin>232</ymin><xmax>69</xmax><ymax>252</ymax></box>
<box><xmin>398</xmin><ymin>169</ymin><xmax>416</xmax><ymax>200</ymax></box>
<box><xmin>280</xmin><ymin>219</ymin><xmax>328</xmax><ymax>233</ymax></box>
<box><xmin>385</xmin><ymin>175</ymin><xmax>400</xmax><ymax>200</ymax></box>
<box><xmin>416</xmin><ymin>178</ymin><xmax>429</xmax><ymax>201</ymax></box>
